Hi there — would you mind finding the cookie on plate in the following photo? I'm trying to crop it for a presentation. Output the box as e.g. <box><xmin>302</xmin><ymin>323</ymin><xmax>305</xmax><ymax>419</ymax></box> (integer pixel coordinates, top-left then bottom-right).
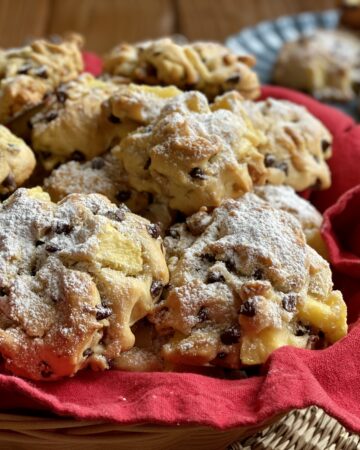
<box><xmin>222</xmin><ymin>96</ymin><xmax>332</xmax><ymax>191</ymax></box>
<box><xmin>149</xmin><ymin>194</ymin><xmax>347</xmax><ymax>368</ymax></box>
<box><xmin>0</xmin><ymin>34</ymin><xmax>83</xmax><ymax>124</ymax></box>
<box><xmin>113</xmin><ymin>91</ymin><xmax>266</xmax><ymax>215</ymax></box>
<box><xmin>273</xmin><ymin>29</ymin><xmax>360</xmax><ymax>101</ymax></box>
<box><xmin>253</xmin><ymin>185</ymin><xmax>327</xmax><ymax>257</ymax></box>
<box><xmin>103</xmin><ymin>38</ymin><xmax>260</xmax><ymax>100</ymax></box>
<box><xmin>0</xmin><ymin>188</ymin><xmax>168</xmax><ymax>380</ymax></box>
<box><xmin>0</xmin><ymin>124</ymin><xmax>36</xmax><ymax>195</ymax></box>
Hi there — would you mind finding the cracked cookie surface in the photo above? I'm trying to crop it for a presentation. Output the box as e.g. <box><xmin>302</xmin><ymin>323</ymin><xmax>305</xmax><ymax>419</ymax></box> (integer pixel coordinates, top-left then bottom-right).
<box><xmin>104</xmin><ymin>38</ymin><xmax>260</xmax><ymax>100</ymax></box>
<box><xmin>150</xmin><ymin>194</ymin><xmax>347</xmax><ymax>368</ymax></box>
<box><xmin>0</xmin><ymin>188</ymin><xmax>168</xmax><ymax>380</ymax></box>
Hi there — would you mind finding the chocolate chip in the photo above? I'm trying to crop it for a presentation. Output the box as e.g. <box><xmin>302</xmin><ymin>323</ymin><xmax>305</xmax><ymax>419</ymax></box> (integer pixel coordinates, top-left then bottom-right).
<box><xmin>91</xmin><ymin>157</ymin><xmax>105</xmax><ymax>170</ymax></box>
<box><xmin>169</xmin><ymin>228</ymin><xmax>180</xmax><ymax>239</ymax></box>
<box><xmin>206</xmin><ymin>272</ymin><xmax>225</xmax><ymax>283</ymax></box>
<box><xmin>150</xmin><ymin>281</ymin><xmax>164</xmax><ymax>298</ymax></box>
<box><xmin>226</xmin><ymin>74</ymin><xmax>241</xmax><ymax>83</ymax></box>
<box><xmin>115</xmin><ymin>190</ymin><xmax>131</xmax><ymax>202</ymax></box>
<box><xmin>71</xmin><ymin>150</ymin><xmax>86</xmax><ymax>162</ymax></box>
<box><xmin>39</xmin><ymin>361</ymin><xmax>53</xmax><ymax>378</ymax></box>
<box><xmin>189</xmin><ymin>167</ymin><xmax>207</xmax><ymax>180</ymax></box>
<box><xmin>45</xmin><ymin>244</ymin><xmax>59</xmax><ymax>253</ymax></box>
<box><xmin>201</xmin><ymin>253</ymin><xmax>216</xmax><ymax>263</ymax></box>
<box><xmin>239</xmin><ymin>299</ymin><xmax>257</xmax><ymax>317</ymax></box>
<box><xmin>321</xmin><ymin>140</ymin><xmax>331</xmax><ymax>153</ymax></box>
<box><xmin>17</xmin><ymin>63</ymin><xmax>32</xmax><ymax>75</ymax></box>
<box><xmin>220</xmin><ymin>326</ymin><xmax>241</xmax><ymax>345</ymax></box>
<box><xmin>253</xmin><ymin>269</ymin><xmax>263</xmax><ymax>280</ymax></box>
<box><xmin>225</xmin><ymin>258</ymin><xmax>236</xmax><ymax>272</ymax></box>
<box><xmin>184</xmin><ymin>83</ymin><xmax>197</xmax><ymax>90</ymax></box>
<box><xmin>107</xmin><ymin>208</ymin><xmax>126</xmax><ymax>222</ymax></box>
<box><xmin>282</xmin><ymin>294</ymin><xmax>297</xmax><ymax>312</ymax></box>
<box><xmin>108</xmin><ymin>114</ymin><xmax>121</xmax><ymax>124</ymax></box>
<box><xmin>35</xmin><ymin>240</ymin><xmax>45</xmax><ymax>247</ymax></box>
<box><xmin>295</xmin><ymin>322</ymin><xmax>311</xmax><ymax>336</ymax></box>
<box><xmin>56</xmin><ymin>88</ymin><xmax>68</xmax><ymax>103</ymax></box>
<box><xmin>45</xmin><ymin>111</ymin><xmax>58</xmax><ymax>122</ymax></box>
<box><xmin>144</xmin><ymin>158</ymin><xmax>151</xmax><ymax>170</ymax></box>
<box><xmin>55</xmin><ymin>223</ymin><xmax>73</xmax><ymax>234</ymax></box>
<box><xmin>83</xmin><ymin>348</ymin><xmax>93</xmax><ymax>357</ymax></box>
<box><xmin>96</xmin><ymin>306</ymin><xmax>112</xmax><ymax>320</ymax></box>
<box><xmin>2</xmin><ymin>174</ymin><xmax>16</xmax><ymax>190</ymax></box>
<box><xmin>30</xmin><ymin>263</ymin><xmax>37</xmax><ymax>276</ymax></box>
<box><xmin>197</xmin><ymin>306</ymin><xmax>209</xmax><ymax>322</ymax></box>
<box><xmin>264</xmin><ymin>154</ymin><xmax>276</xmax><ymax>167</ymax></box>
<box><xmin>217</xmin><ymin>352</ymin><xmax>227</xmax><ymax>359</ymax></box>
<box><xmin>147</xmin><ymin>223</ymin><xmax>161</xmax><ymax>239</ymax></box>
<box><xmin>34</xmin><ymin>66</ymin><xmax>48</xmax><ymax>78</ymax></box>
<box><xmin>0</xmin><ymin>287</ymin><xmax>9</xmax><ymax>296</ymax></box>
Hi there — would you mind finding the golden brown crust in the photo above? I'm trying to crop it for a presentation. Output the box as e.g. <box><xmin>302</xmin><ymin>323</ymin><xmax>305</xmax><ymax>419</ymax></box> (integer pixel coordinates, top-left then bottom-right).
<box><xmin>114</xmin><ymin>91</ymin><xmax>266</xmax><ymax>215</ymax></box>
<box><xmin>0</xmin><ymin>125</ymin><xmax>36</xmax><ymax>194</ymax></box>
<box><xmin>103</xmin><ymin>38</ymin><xmax>260</xmax><ymax>100</ymax></box>
<box><xmin>0</xmin><ymin>35</ymin><xmax>83</xmax><ymax>123</ymax></box>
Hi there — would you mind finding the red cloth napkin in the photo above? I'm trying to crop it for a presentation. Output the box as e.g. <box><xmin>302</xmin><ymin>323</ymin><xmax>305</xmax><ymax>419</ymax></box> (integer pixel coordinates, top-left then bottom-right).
<box><xmin>1</xmin><ymin>60</ymin><xmax>360</xmax><ymax>432</ymax></box>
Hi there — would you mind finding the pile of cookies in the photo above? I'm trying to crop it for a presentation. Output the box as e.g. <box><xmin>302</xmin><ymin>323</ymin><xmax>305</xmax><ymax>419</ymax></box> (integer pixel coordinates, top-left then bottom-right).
<box><xmin>0</xmin><ymin>35</ymin><xmax>347</xmax><ymax>380</ymax></box>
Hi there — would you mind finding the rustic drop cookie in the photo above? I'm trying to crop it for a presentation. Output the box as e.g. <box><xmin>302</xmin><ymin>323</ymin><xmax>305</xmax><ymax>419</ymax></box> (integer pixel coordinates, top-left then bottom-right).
<box><xmin>103</xmin><ymin>38</ymin><xmax>260</xmax><ymax>100</ymax></box>
<box><xmin>219</xmin><ymin>95</ymin><xmax>332</xmax><ymax>191</ymax></box>
<box><xmin>113</xmin><ymin>91</ymin><xmax>266</xmax><ymax>215</ymax></box>
<box><xmin>0</xmin><ymin>34</ymin><xmax>83</xmax><ymax>124</ymax></box>
<box><xmin>0</xmin><ymin>125</ymin><xmax>36</xmax><ymax>195</ymax></box>
<box><xmin>253</xmin><ymin>185</ymin><xmax>327</xmax><ymax>257</ymax></box>
<box><xmin>150</xmin><ymin>194</ymin><xmax>347</xmax><ymax>368</ymax></box>
<box><xmin>0</xmin><ymin>188</ymin><xmax>168</xmax><ymax>380</ymax></box>
<box><xmin>273</xmin><ymin>29</ymin><xmax>360</xmax><ymax>101</ymax></box>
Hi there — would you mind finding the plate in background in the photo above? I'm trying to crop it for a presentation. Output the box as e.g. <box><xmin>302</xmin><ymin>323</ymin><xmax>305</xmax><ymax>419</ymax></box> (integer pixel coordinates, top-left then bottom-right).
<box><xmin>226</xmin><ymin>9</ymin><xmax>359</xmax><ymax>120</ymax></box>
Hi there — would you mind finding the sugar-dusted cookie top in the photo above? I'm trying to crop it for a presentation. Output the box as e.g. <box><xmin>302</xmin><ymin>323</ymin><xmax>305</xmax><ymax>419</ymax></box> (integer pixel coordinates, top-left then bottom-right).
<box><xmin>0</xmin><ymin>188</ymin><xmax>168</xmax><ymax>380</ymax></box>
<box><xmin>150</xmin><ymin>194</ymin><xmax>347</xmax><ymax>368</ymax></box>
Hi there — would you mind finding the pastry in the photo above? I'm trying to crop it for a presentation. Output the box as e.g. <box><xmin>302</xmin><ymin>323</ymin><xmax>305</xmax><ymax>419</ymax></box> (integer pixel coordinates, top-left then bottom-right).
<box><xmin>253</xmin><ymin>185</ymin><xmax>327</xmax><ymax>257</ymax></box>
<box><xmin>31</xmin><ymin>77</ymin><xmax>181</xmax><ymax>170</ymax></box>
<box><xmin>113</xmin><ymin>91</ymin><xmax>267</xmax><ymax>215</ymax></box>
<box><xmin>150</xmin><ymin>194</ymin><xmax>347</xmax><ymax>367</ymax></box>
<box><xmin>43</xmin><ymin>150</ymin><xmax>174</xmax><ymax>231</ymax></box>
<box><xmin>273</xmin><ymin>29</ymin><xmax>360</xmax><ymax>101</ymax></box>
<box><xmin>0</xmin><ymin>187</ymin><xmax>168</xmax><ymax>380</ymax></box>
<box><xmin>103</xmin><ymin>38</ymin><xmax>260</xmax><ymax>100</ymax></box>
<box><xmin>0</xmin><ymin>124</ymin><xmax>36</xmax><ymax>195</ymax></box>
<box><xmin>224</xmin><ymin>96</ymin><xmax>332</xmax><ymax>191</ymax></box>
<box><xmin>0</xmin><ymin>34</ymin><xmax>83</xmax><ymax>124</ymax></box>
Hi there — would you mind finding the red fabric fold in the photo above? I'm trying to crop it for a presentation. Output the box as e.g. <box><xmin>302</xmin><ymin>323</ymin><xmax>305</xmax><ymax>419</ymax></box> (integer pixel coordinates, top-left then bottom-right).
<box><xmin>0</xmin><ymin>60</ymin><xmax>360</xmax><ymax>433</ymax></box>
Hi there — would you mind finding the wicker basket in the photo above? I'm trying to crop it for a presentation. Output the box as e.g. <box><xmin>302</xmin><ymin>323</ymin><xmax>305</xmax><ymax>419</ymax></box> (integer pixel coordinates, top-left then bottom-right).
<box><xmin>0</xmin><ymin>407</ymin><xmax>359</xmax><ymax>450</ymax></box>
<box><xmin>0</xmin><ymin>412</ymin><xmax>283</xmax><ymax>450</ymax></box>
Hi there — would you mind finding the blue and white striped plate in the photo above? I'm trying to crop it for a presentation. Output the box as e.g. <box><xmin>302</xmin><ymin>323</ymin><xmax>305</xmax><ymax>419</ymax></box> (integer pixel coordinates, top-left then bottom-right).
<box><xmin>226</xmin><ymin>10</ymin><xmax>359</xmax><ymax>120</ymax></box>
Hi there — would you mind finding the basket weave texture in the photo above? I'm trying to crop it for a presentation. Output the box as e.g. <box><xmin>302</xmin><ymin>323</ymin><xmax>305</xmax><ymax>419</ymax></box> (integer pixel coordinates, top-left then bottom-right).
<box><xmin>229</xmin><ymin>406</ymin><xmax>360</xmax><ymax>450</ymax></box>
<box><xmin>0</xmin><ymin>407</ymin><xmax>358</xmax><ymax>450</ymax></box>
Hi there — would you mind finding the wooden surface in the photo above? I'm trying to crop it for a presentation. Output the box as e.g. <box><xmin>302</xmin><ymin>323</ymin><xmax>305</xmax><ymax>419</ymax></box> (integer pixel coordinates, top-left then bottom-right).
<box><xmin>0</xmin><ymin>0</ymin><xmax>337</xmax><ymax>53</ymax></box>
